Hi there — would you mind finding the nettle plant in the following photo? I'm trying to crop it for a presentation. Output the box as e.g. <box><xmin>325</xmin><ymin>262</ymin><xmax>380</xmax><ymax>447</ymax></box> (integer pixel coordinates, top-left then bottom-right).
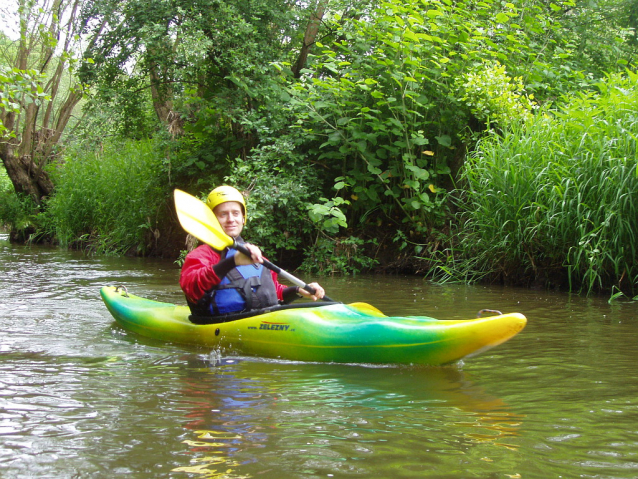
<box><xmin>455</xmin><ymin>60</ymin><xmax>537</xmax><ymax>130</ymax></box>
<box><xmin>289</xmin><ymin>0</ymin><xmax>563</xmax><ymax>242</ymax></box>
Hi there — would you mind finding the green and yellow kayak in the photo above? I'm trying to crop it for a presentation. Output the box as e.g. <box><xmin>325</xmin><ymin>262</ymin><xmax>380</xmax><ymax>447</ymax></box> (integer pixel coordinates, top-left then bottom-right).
<box><xmin>100</xmin><ymin>286</ymin><xmax>526</xmax><ymax>365</ymax></box>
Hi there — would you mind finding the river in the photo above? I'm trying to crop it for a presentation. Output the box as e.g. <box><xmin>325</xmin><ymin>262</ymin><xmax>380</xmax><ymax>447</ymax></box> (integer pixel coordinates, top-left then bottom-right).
<box><xmin>1</xmin><ymin>234</ymin><xmax>637</xmax><ymax>478</ymax></box>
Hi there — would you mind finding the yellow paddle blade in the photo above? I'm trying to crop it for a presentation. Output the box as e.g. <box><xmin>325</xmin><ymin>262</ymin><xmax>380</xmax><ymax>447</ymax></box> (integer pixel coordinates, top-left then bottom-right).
<box><xmin>174</xmin><ymin>189</ymin><xmax>233</xmax><ymax>251</ymax></box>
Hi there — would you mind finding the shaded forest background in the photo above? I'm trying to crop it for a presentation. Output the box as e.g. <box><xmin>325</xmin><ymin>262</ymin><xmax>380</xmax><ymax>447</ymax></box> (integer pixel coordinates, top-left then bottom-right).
<box><xmin>1</xmin><ymin>0</ymin><xmax>638</xmax><ymax>297</ymax></box>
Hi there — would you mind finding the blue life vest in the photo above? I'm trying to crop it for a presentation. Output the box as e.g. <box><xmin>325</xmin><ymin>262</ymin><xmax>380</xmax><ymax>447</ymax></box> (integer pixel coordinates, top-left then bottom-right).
<box><xmin>205</xmin><ymin>248</ymin><xmax>279</xmax><ymax>315</ymax></box>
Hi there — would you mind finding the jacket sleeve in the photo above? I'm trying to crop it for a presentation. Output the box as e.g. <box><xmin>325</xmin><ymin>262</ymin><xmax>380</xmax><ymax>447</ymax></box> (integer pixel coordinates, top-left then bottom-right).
<box><xmin>270</xmin><ymin>269</ymin><xmax>287</xmax><ymax>301</ymax></box>
<box><xmin>179</xmin><ymin>245</ymin><xmax>223</xmax><ymax>304</ymax></box>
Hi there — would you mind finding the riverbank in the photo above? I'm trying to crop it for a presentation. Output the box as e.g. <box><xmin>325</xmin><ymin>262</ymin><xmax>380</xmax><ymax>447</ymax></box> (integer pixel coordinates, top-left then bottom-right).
<box><xmin>3</xmin><ymin>75</ymin><xmax>638</xmax><ymax>297</ymax></box>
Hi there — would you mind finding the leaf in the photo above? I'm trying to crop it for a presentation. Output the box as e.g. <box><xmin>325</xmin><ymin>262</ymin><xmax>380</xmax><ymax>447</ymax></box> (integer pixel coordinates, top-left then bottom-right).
<box><xmin>404</xmin><ymin>30</ymin><xmax>418</xmax><ymax>42</ymax></box>
<box><xmin>419</xmin><ymin>192</ymin><xmax>432</xmax><ymax>205</ymax></box>
<box><xmin>279</xmin><ymin>90</ymin><xmax>291</xmax><ymax>101</ymax></box>
<box><xmin>368</xmin><ymin>164</ymin><xmax>382</xmax><ymax>175</ymax></box>
<box><xmin>328</xmin><ymin>131</ymin><xmax>342</xmax><ymax>143</ymax></box>
<box><xmin>406</xmin><ymin>165</ymin><xmax>430</xmax><ymax>180</ymax></box>
<box><xmin>435</xmin><ymin>135</ymin><xmax>452</xmax><ymax>147</ymax></box>
<box><xmin>331</xmin><ymin>208</ymin><xmax>347</xmax><ymax>223</ymax></box>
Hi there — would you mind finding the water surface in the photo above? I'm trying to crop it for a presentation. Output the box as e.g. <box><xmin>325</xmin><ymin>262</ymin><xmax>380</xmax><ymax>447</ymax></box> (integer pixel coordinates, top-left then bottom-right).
<box><xmin>1</xmin><ymin>234</ymin><xmax>637</xmax><ymax>478</ymax></box>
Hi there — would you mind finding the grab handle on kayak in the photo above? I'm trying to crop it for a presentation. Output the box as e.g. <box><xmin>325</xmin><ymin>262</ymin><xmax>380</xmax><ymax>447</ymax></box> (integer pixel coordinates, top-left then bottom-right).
<box><xmin>477</xmin><ymin>309</ymin><xmax>502</xmax><ymax>318</ymax></box>
<box><xmin>114</xmin><ymin>285</ymin><xmax>129</xmax><ymax>297</ymax></box>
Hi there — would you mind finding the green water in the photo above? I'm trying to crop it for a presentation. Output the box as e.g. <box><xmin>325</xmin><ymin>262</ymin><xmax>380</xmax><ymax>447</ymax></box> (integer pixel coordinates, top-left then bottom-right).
<box><xmin>1</xmin><ymin>234</ymin><xmax>637</xmax><ymax>478</ymax></box>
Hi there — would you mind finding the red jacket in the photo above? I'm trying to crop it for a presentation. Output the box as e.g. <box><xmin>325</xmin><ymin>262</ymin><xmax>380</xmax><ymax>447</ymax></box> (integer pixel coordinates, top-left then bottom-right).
<box><xmin>179</xmin><ymin>244</ymin><xmax>286</xmax><ymax>304</ymax></box>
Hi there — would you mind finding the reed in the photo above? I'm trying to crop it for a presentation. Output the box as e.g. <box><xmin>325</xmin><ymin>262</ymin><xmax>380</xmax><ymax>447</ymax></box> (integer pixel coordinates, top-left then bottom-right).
<box><xmin>47</xmin><ymin>139</ymin><xmax>166</xmax><ymax>255</ymax></box>
<box><xmin>0</xmin><ymin>165</ymin><xmax>43</xmax><ymax>237</ymax></box>
<box><xmin>452</xmin><ymin>72</ymin><xmax>638</xmax><ymax>294</ymax></box>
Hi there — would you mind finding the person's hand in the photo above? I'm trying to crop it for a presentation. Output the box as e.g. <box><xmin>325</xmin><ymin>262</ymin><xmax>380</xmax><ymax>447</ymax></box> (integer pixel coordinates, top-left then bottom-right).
<box><xmin>234</xmin><ymin>243</ymin><xmax>263</xmax><ymax>266</ymax></box>
<box><xmin>299</xmin><ymin>282</ymin><xmax>325</xmax><ymax>301</ymax></box>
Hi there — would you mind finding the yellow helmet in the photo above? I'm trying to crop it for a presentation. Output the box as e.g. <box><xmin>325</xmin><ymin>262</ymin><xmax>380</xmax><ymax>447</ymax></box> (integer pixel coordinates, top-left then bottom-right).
<box><xmin>206</xmin><ymin>185</ymin><xmax>246</xmax><ymax>216</ymax></box>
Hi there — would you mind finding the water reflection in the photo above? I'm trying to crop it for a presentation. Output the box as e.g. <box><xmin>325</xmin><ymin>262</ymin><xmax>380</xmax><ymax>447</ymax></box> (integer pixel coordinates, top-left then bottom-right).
<box><xmin>172</xmin><ymin>357</ymin><xmax>522</xmax><ymax>478</ymax></box>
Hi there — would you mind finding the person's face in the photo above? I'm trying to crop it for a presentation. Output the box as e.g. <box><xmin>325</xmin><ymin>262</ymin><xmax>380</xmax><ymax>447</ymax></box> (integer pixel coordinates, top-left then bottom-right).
<box><xmin>214</xmin><ymin>201</ymin><xmax>244</xmax><ymax>238</ymax></box>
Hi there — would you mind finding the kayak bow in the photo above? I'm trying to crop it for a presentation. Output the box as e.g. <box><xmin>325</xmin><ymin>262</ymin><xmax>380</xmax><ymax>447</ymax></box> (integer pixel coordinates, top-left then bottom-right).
<box><xmin>100</xmin><ymin>286</ymin><xmax>526</xmax><ymax>365</ymax></box>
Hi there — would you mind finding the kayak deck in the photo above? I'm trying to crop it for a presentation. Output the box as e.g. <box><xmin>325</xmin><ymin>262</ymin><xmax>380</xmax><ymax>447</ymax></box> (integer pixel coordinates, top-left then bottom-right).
<box><xmin>100</xmin><ymin>286</ymin><xmax>526</xmax><ymax>365</ymax></box>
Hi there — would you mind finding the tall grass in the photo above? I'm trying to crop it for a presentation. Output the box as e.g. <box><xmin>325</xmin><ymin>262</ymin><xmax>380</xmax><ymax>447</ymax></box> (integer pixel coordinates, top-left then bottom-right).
<box><xmin>0</xmin><ymin>165</ymin><xmax>41</xmax><ymax>237</ymax></box>
<box><xmin>451</xmin><ymin>72</ymin><xmax>638</xmax><ymax>294</ymax></box>
<box><xmin>47</xmin><ymin>139</ymin><xmax>167</xmax><ymax>255</ymax></box>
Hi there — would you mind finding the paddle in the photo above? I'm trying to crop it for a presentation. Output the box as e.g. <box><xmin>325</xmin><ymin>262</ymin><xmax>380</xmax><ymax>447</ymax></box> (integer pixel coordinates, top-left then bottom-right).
<box><xmin>174</xmin><ymin>189</ymin><xmax>334</xmax><ymax>302</ymax></box>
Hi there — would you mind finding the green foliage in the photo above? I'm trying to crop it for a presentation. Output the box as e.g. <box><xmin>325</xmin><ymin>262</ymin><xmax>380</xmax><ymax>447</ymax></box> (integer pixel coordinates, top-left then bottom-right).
<box><xmin>455</xmin><ymin>61</ymin><xmax>537</xmax><ymax>129</ymax></box>
<box><xmin>308</xmin><ymin>195</ymin><xmax>349</xmax><ymax>235</ymax></box>
<box><xmin>0</xmin><ymin>166</ymin><xmax>40</xmax><ymax>235</ymax></box>
<box><xmin>288</xmin><ymin>0</ymin><xmax>605</xmax><ymax>244</ymax></box>
<box><xmin>449</xmin><ymin>71</ymin><xmax>638</xmax><ymax>295</ymax></box>
<box><xmin>557</xmin><ymin>0</ymin><xmax>638</xmax><ymax>76</ymax></box>
<box><xmin>46</xmin><ymin>139</ymin><xmax>167</xmax><ymax>255</ymax></box>
<box><xmin>0</xmin><ymin>192</ymin><xmax>41</xmax><ymax>238</ymax></box>
<box><xmin>81</xmin><ymin>0</ymin><xmax>301</xmax><ymax>147</ymax></box>
<box><xmin>0</xmin><ymin>164</ymin><xmax>10</xmax><ymax>192</ymax></box>
<box><xmin>5</xmin><ymin>0</ymin><xmax>635</xmax><ymax>286</ymax></box>
<box><xmin>607</xmin><ymin>286</ymin><xmax>638</xmax><ymax>303</ymax></box>
<box><xmin>77</xmin><ymin>87</ymin><xmax>159</xmax><ymax>141</ymax></box>
<box><xmin>223</xmin><ymin>137</ymin><xmax>323</xmax><ymax>258</ymax></box>
<box><xmin>0</xmin><ymin>66</ymin><xmax>50</xmax><ymax>136</ymax></box>
<box><xmin>290</xmin><ymin>1</ymin><xmax>462</xmax><ymax>235</ymax></box>
<box><xmin>299</xmin><ymin>236</ymin><xmax>379</xmax><ymax>275</ymax></box>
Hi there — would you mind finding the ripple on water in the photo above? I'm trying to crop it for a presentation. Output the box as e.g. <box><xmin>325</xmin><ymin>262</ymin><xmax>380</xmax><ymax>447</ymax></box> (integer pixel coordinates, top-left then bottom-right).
<box><xmin>2</xmin><ymin>242</ymin><xmax>638</xmax><ymax>478</ymax></box>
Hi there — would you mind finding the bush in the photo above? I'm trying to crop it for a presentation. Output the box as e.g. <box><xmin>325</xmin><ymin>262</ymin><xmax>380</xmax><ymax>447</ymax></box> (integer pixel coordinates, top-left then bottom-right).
<box><xmin>455</xmin><ymin>61</ymin><xmax>537</xmax><ymax>129</ymax></box>
<box><xmin>221</xmin><ymin>137</ymin><xmax>324</xmax><ymax>261</ymax></box>
<box><xmin>299</xmin><ymin>236</ymin><xmax>379</xmax><ymax>275</ymax></box>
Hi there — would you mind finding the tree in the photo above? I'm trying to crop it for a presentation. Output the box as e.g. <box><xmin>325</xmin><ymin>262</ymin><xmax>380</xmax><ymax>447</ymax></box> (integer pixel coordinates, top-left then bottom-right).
<box><xmin>0</xmin><ymin>0</ymin><xmax>99</xmax><ymax>204</ymax></box>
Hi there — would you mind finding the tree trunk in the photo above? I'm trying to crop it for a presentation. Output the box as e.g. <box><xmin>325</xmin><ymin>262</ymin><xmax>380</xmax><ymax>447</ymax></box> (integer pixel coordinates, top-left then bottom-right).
<box><xmin>1</xmin><ymin>145</ymin><xmax>55</xmax><ymax>202</ymax></box>
<box><xmin>292</xmin><ymin>0</ymin><xmax>328</xmax><ymax>78</ymax></box>
<box><xmin>148</xmin><ymin>35</ymin><xmax>177</xmax><ymax>126</ymax></box>
<box><xmin>149</xmin><ymin>63</ymin><xmax>174</xmax><ymax>124</ymax></box>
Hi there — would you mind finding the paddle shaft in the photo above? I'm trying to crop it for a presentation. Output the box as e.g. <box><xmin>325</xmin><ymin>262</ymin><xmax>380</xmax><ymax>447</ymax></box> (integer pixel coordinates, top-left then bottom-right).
<box><xmin>233</xmin><ymin>242</ymin><xmax>334</xmax><ymax>301</ymax></box>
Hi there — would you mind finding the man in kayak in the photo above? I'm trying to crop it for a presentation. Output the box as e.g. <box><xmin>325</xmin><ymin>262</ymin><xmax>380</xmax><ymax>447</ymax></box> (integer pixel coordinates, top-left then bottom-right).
<box><xmin>179</xmin><ymin>185</ymin><xmax>325</xmax><ymax>316</ymax></box>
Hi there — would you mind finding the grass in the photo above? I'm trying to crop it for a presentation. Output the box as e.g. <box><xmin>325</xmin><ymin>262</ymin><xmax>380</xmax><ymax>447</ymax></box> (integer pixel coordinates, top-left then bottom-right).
<box><xmin>446</xmin><ymin>71</ymin><xmax>638</xmax><ymax>295</ymax></box>
<box><xmin>0</xmin><ymin>165</ymin><xmax>42</xmax><ymax>237</ymax></box>
<box><xmin>46</xmin><ymin>138</ymin><xmax>167</xmax><ymax>255</ymax></box>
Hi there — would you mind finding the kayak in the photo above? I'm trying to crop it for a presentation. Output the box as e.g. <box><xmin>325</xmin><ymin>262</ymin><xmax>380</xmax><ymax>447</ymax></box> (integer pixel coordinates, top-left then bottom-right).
<box><xmin>100</xmin><ymin>286</ymin><xmax>526</xmax><ymax>366</ymax></box>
